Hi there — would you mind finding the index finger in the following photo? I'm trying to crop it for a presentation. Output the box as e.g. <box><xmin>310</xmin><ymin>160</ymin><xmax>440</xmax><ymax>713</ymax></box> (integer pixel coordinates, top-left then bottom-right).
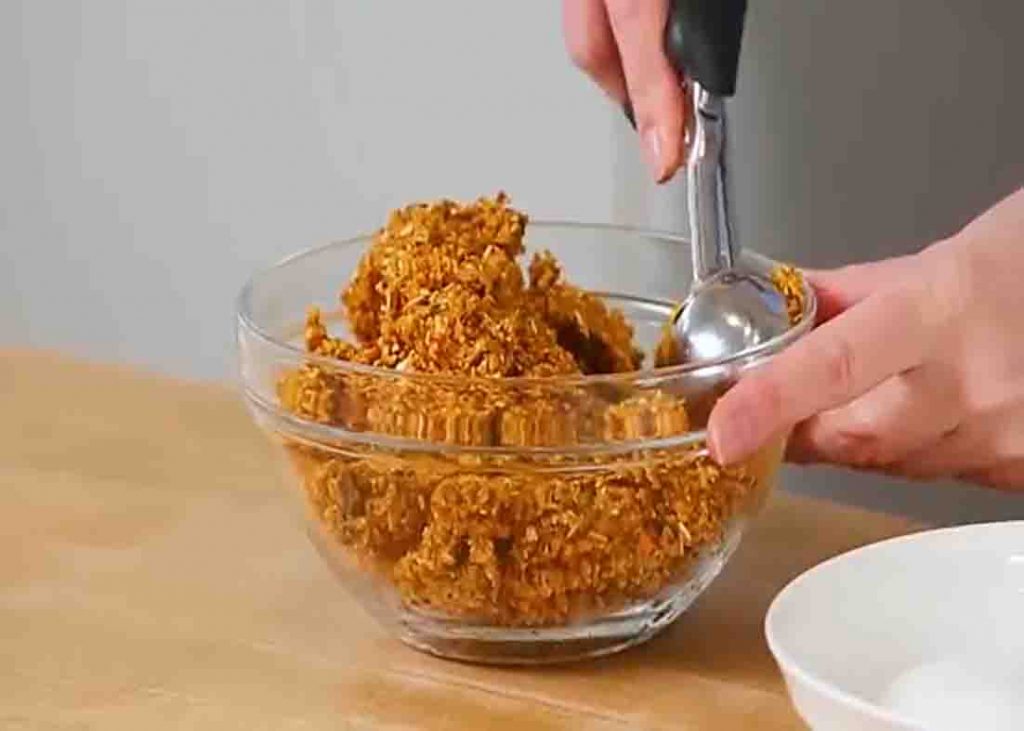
<box><xmin>605</xmin><ymin>0</ymin><xmax>686</xmax><ymax>182</ymax></box>
<box><xmin>707</xmin><ymin>286</ymin><xmax>940</xmax><ymax>465</ymax></box>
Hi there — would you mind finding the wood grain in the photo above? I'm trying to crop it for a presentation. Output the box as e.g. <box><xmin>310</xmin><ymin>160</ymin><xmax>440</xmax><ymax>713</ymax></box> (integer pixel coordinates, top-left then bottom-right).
<box><xmin>0</xmin><ymin>351</ymin><xmax>918</xmax><ymax>729</ymax></box>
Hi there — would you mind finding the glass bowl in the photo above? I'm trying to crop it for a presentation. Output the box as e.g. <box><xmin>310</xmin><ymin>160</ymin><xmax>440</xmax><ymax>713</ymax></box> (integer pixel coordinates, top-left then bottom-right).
<box><xmin>236</xmin><ymin>222</ymin><xmax>815</xmax><ymax>664</ymax></box>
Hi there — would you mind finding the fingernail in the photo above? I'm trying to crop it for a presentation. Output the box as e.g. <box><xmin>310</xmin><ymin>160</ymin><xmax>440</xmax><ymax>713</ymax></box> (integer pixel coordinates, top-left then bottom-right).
<box><xmin>622</xmin><ymin>101</ymin><xmax>636</xmax><ymax>130</ymax></box>
<box><xmin>641</xmin><ymin>126</ymin><xmax>665</xmax><ymax>182</ymax></box>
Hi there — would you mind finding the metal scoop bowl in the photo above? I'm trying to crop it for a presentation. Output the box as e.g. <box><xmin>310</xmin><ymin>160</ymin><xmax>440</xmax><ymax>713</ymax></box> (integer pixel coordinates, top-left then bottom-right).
<box><xmin>648</xmin><ymin>0</ymin><xmax>791</xmax><ymax>367</ymax></box>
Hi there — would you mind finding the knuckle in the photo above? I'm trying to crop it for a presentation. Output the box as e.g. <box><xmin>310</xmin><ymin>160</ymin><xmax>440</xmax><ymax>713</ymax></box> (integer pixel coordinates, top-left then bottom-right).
<box><xmin>823</xmin><ymin>334</ymin><xmax>858</xmax><ymax>398</ymax></box>
<box><xmin>820</xmin><ymin>406</ymin><xmax>895</xmax><ymax>469</ymax></box>
<box><xmin>786</xmin><ymin>421</ymin><xmax>823</xmax><ymax>464</ymax></box>
<box><xmin>923</xmin><ymin>241</ymin><xmax>971</xmax><ymax>328</ymax></box>
<box><xmin>565</xmin><ymin>33</ymin><xmax>609</xmax><ymax>73</ymax></box>
<box><xmin>830</xmin><ymin>425</ymin><xmax>882</xmax><ymax>468</ymax></box>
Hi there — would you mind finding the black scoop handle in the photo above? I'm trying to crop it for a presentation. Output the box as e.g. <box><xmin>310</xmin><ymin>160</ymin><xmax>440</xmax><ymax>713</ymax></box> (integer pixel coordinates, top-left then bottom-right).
<box><xmin>623</xmin><ymin>0</ymin><xmax>746</xmax><ymax>127</ymax></box>
<box><xmin>665</xmin><ymin>0</ymin><xmax>746</xmax><ymax>96</ymax></box>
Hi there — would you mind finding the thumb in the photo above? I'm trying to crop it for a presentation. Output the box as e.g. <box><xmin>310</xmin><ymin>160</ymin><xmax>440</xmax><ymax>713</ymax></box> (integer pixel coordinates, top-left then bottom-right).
<box><xmin>707</xmin><ymin>281</ymin><xmax>938</xmax><ymax>465</ymax></box>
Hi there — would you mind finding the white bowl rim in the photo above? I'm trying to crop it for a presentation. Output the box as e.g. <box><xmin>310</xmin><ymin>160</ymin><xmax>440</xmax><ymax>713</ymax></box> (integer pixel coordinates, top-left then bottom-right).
<box><xmin>764</xmin><ymin>520</ymin><xmax>1024</xmax><ymax>729</ymax></box>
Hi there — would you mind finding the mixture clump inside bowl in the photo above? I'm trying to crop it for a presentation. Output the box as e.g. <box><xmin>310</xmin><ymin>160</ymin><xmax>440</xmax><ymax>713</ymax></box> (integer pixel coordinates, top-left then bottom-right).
<box><xmin>274</xmin><ymin>193</ymin><xmax>804</xmax><ymax>627</ymax></box>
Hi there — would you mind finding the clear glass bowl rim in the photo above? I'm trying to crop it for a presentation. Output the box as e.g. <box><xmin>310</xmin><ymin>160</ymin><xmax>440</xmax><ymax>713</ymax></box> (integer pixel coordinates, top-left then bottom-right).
<box><xmin>236</xmin><ymin>221</ymin><xmax>817</xmax><ymax>456</ymax></box>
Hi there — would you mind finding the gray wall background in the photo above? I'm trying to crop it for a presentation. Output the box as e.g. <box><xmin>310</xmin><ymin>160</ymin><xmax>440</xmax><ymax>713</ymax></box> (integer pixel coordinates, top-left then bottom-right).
<box><xmin>3</xmin><ymin>1</ymin><xmax>1022</xmax><ymax>525</ymax></box>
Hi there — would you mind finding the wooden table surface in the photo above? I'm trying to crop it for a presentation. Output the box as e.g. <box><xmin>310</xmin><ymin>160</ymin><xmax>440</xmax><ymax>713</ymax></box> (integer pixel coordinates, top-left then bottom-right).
<box><xmin>1</xmin><ymin>351</ymin><xmax>919</xmax><ymax>730</ymax></box>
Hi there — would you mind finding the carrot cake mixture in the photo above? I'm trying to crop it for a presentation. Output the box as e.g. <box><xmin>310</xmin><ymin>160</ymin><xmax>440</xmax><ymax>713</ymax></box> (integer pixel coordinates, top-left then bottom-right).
<box><xmin>276</xmin><ymin>193</ymin><xmax>803</xmax><ymax>625</ymax></box>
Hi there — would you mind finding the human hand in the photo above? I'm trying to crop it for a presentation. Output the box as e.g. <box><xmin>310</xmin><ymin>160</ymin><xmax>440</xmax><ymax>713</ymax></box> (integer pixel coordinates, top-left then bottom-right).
<box><xmin>562</xmin><ymin>0</ymin><xmax>686</xmax><ymax>182</ymax></box>
<box><xmin>708</xmin><ymin>188</ymin><xmax>1024</xmax><ymax>491</ymax></box>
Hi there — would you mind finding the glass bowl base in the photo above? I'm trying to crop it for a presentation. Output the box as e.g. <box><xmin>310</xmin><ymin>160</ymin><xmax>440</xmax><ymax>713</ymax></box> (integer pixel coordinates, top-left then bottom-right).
<box><xmin>391</xmin><ymin>532</ymin><xmax>740</xmax><ymax>665</ymax></box>
<box><xmin>394</xmin><ymin>592</ymin><xmax>690</xmax><ymax>665</ymax></box>
<box><xmin>306</xmin><ymin>511</ymin><xmax>745</xmax><ymax>665</ymax></box>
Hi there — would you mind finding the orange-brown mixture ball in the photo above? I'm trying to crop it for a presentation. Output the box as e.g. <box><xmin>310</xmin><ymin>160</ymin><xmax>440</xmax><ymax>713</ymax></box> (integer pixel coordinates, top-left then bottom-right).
<box><xmin>275</xmin><ymin>194</ymin><xmax>794</xmax><ymax>626</ymax></box>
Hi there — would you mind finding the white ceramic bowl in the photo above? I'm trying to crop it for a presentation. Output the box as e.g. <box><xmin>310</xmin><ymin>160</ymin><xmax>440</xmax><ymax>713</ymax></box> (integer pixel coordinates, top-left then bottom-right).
<box><xmin>766</xmin><ymin>521</ymin><xmax>1024</xmax><ymax>730</ymax></box>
